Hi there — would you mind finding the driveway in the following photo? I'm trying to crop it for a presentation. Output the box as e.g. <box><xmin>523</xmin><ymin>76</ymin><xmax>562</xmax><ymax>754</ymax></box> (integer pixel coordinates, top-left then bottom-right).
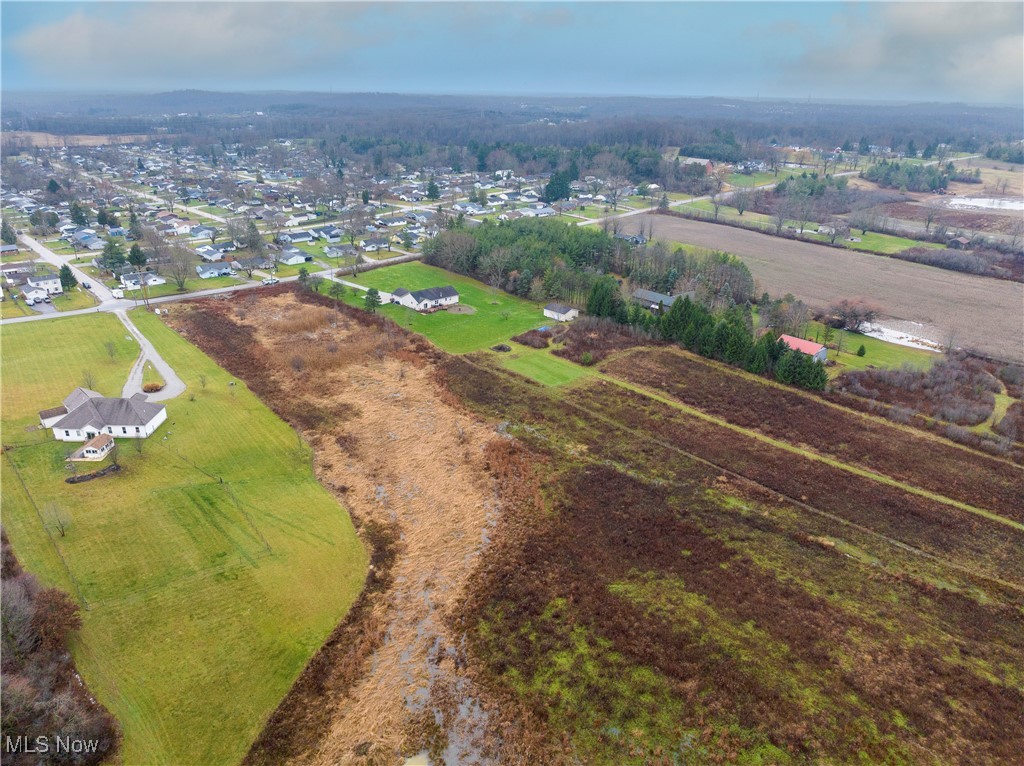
<box><xmin>116</xmin><ymin>310</ymin><xmax>186</xmax><ymax>402</ymax></box>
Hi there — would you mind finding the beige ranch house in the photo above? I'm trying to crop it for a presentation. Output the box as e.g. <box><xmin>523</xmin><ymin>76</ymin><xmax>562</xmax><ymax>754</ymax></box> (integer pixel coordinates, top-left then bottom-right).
<box><xmin>40</xmin><ymin>388</ymin><xmax>167</xmax><ymax>442</ymax></box>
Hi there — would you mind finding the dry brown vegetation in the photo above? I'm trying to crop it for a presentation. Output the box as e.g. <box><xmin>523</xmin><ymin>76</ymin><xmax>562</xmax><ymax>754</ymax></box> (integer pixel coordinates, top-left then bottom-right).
<box><xmin>167</xmin><ymin>288</ymin><xmax>502</xmax><ymax>766</ymax></box>
<box><xmin>643</xmin><ymin>213</ymin><xmax>1024</xmax><ymax>362</ymax></box>
<box><xmin>438</xmin><ymin>353</ymin><xmax>1024</xmax><ymax>765</ymax></box>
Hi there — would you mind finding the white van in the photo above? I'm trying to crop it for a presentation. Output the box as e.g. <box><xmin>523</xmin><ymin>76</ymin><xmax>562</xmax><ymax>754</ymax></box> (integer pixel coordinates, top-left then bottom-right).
<box><xmin>111</xmin><ymin>288</ymin><xmax>124</xmax><ymax>299</ymax></box>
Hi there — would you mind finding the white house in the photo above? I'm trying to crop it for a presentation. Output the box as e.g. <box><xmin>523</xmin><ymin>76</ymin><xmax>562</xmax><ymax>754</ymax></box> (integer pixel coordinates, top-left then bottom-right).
<box><xmin>120</xmin><ymin>272</ymin><xmax>167</xmax><ymax>289</ymax></box>
<box><xmin>543</xmin><ymin>302</ymin><xmax>579</xmax><ymax>322</ymax></box>
<box><xmin>26</xmin><ymin>272</ymin><xmax>62</xmax><ymax>295</ymax></box>
<box><xmin>196</xmin><ymin>263</ymin><xmax>233</xmax><ymax>279</ymax></box>
<box><xmin>43</xmin><ymin>388</ymin><xmax>167</xmax><ymax>442</ymax></box>
<box><xmin>276</xmin><ymin>250</ymin><xmax>307</xmax><ymax>266</ymax></box>
<box><xmin>391</xmin><ymin>285</ymin><xmax>459</xmax><ymax>312</ymax></box>
<box><xmin>779</xmin><ymin>334</ymin><xmax>828</xmax><ymax>363</ymax></box>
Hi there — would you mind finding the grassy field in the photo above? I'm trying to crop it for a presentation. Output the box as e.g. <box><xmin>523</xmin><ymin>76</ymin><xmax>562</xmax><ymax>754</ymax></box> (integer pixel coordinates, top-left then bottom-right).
<box><xmin>350</xmin><ymin>261</ymin><xmax>547</xmax><ymax>353</ymax></box>
<box><xmin>494</xmin><ymin>343</ymin><xmax>597</xmax><ymax>386</ymax></box>
<box><xmin>0</xmin><ymin>311</ymin><xmax>367</xmax><ymax>765</ymax></box>
<box><xmin>113</xmin><ymin>275</ymin><xmax>242</xmax><ymax>299</ymax></box>
<box><xmin>1</xmin><ymin>296</ymin><xmax>32</xmax><ymax>318</ymax></box>
<box><xmin>51</xmin><ymin>287</ymin><xmax>98</xmax><ymax>311</ymax></box>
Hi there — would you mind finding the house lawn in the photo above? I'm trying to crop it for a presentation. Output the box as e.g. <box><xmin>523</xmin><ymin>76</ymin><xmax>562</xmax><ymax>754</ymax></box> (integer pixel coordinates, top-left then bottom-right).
<box><xmin>117</xmin><ymin>275</ymin><xmax>242</xmax><ymax>299</ymax></box>
<box><xmin>0</xmin><ymin>310</ymin><xmax>366</xmax><ymax>766</ymax></box>
<box><xmin>349</xmin><ymin>261</ymin><xmax>547</xmax><ymax>353</ymax></box>
<box><xmin>801</xmin><ymin>320</ymin><xmax>938</xmax><ymax>377</ymax></box>
<box><xmin>52</xmin><ymin>287</ymin><xmax>98</xmax><ymax>311</ymax></box>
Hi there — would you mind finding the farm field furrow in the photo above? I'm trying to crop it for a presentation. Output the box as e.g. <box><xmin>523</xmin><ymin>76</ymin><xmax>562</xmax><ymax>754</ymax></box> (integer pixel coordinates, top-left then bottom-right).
<box><xmin>642</xmin><ymin>213</ymin><xmax>1024</xmax><ymax>363</ymax></box>
<box><xmin>602</xmin><ymin>347</ymin><xmax>1024</xmax><ymax>522</ymax></box>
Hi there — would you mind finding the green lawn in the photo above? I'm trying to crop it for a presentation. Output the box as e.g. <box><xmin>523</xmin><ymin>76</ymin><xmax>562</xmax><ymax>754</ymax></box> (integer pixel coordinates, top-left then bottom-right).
<box><xmin>116</xmin><ymin>275</ymin><xmax>242</xmax><ymax>299</ymax></box>
<box><xmin>801</xmin><ymin>320</ymin><xmax>938</xmax><ymax>376</ymax></box>
<box><xmin>495</xmin><ymin>343</ymin><xmax>596</xmax><ymax>386</ymax></box>
<box><xmin>349</xmin><ymin>262</ymin><xmax>547</xmax><ymax>353</ymax></box>
<box><xmin>1</xmin><ymin>311</ymin><xmax>366</xmax><ymax>765</ymax></box>
<box><xmin>52</xmin><ymin>288</ymin><xmax>98</xmax><ymax>312</ymax></box>
<box><xmin>1</xmin><ymin>294</ymin><xmax>31</xmax><ymax>318</ymax></box>
<box><xmin>44</xmin><ymin>239</ymin><xmax>80</xmax><ymax>255</ymax></box>
<box><xmin>726</xmin><ymin>171</ymin><xmax>790</xmax><ymax>188</ymax></box>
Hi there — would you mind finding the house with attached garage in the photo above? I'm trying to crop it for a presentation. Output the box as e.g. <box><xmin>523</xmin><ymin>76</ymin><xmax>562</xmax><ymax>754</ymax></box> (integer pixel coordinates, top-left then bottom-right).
<box><xmin>779</xmin><ymin>334</ymin><xmax>828</xmax><ymax>363</ymax></box>
<box><xmin>41</xmin><ymin>388</ymin><xmax>167</xmax><ymax>442</ymax></box>
<box><xmin>278</xmin><ymin>230</ymin><xmax>314</xmax><ymax>245</ymax></box>
<box><xmin>277</xmin><ymin>247</ymin><xmax>310</xmax><ymax>266</ymax></box>
<box><xmin>391</xmin><ymin>285</ymin><xmax>459</xmax><ymax>312</ymax></box>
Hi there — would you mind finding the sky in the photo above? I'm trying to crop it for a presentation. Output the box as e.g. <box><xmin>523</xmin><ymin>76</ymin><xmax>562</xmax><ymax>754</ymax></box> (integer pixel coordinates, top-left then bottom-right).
<box><xmin>2</xmin><ymin>1</ymin><xmax>1021</xmax><ymax>105</ymax></box>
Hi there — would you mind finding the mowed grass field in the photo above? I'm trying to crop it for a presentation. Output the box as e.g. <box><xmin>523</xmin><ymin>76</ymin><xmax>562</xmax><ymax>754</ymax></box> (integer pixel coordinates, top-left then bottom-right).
<box><xmin>1</xmin><ymin>311</ymin><xmax>367</xmax><ymax>765</ymax></box>
<box><xmin>351</xmin><ymin>261</ymin><xmax>547</xmax><ymax>353</ymax></box>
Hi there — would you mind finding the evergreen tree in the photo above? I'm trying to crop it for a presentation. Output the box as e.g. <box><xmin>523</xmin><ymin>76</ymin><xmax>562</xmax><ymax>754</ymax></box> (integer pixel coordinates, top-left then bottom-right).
<box><xmin>70</xmin><ymin>201</ymin><xmax>88</xmax><ymax>226</ymax></box>
<box><xmin>99</xmin><ymin>239</ymin><xmax>126</xmax><ymax>270</ymax></box>
<box><xmin>856</xmin><ymin>344</ymin><xmax>866</xmax><ymax>357</ymax></box>
<box><xmin>746</xmin><ymin>338</ymin><xmax>770</xmax><ymax>374</ymax></box>
<box><xmin>364</xmin><ymin>287</ymin><xmax>381</xmax><ymax>312</ymax></box>
<box><xmin>427</xmin><ymin>179</ymin><xmax>440</xmax><ymax>200</ymax></box>
<box><xmin>58</xmin><ymin>264</ymin><xmax>78</xmax><ymax>292</ymax></box>
<box><xmin>1</xmin><ymin>219</ymin><xmax>16</xmax><ymax>245</ymax></box>
<box><xmin>47</xmin><ymin>179</ymin><xmax>61</xmax><ymax>195</ymax></box>
<box><xmin>586</xmin><ymin>276</ymin><xmax>618</xmax><ymax>318</ymax></box>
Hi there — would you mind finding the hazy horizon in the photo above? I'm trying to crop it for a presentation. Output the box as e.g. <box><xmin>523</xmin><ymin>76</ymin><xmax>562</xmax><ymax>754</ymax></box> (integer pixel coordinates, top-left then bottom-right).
<box><xmin>3</xmin><ymin>2</ymin><xmax>1021</xmax><ymax>107</ymax></box>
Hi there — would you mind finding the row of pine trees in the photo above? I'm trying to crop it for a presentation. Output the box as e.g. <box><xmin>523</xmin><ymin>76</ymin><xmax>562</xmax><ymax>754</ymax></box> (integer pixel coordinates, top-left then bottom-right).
<box><xmin>586</xmin><ymin>276</ymin><xmax>828</xmax><ymax>390</ymax></box>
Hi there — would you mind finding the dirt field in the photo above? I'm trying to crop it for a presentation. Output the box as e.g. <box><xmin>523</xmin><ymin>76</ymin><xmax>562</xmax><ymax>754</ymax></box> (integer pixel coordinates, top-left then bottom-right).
<box><xmin>167</xmin><ymin>290</ymin><xmax>501</xmax><ymax>765</ymax></box>
<box><xmin>644</xmin><ymin>213</ymin><xmax>1024</xmax><ymax>362</ymax></box>
<box><xmin>3</xmin><ymin>131</ymin><xmax>152</xmax><ymax>147</ymax></box>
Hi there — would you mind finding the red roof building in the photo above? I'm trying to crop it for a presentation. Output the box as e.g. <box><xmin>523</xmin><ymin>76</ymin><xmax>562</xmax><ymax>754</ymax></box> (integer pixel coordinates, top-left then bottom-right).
<box><xmin>779</xmin><ymin>334</ymin><xmax>828</xmax><ymax>363</ymax></box>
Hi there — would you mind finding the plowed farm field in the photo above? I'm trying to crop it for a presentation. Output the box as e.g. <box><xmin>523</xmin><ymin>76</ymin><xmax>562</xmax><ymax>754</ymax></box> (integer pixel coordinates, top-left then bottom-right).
<box><xmin>643</xmin><ymin>213</ymin><xmax>1024</xmax><ymax>362</ymax></box>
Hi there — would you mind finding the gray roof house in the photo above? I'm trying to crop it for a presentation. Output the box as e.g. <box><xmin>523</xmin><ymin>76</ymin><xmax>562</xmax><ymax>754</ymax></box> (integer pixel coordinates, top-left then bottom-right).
<box><xmin>44</xmin><ymin>388</ymin><xmax>167</xmax><ymax>442</ymax></box>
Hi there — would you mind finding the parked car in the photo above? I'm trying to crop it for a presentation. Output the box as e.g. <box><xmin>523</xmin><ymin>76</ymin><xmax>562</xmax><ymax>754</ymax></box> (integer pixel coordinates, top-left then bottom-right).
<box><xmin>81</xmin><ymin>281</ymin><xmax>92</xmax><ymax>289</ymax></box>
<box><xmin>261</xmin><ymin>277</ymin><xmax>280</xmax><ymax>286</ymax></box>
<box><xmin>24</xmin><ymin>298</ymin><xmax>35</xmax><ymax>306</ymax></box>
<box><xmin>42</xmin><ymin>296</ymin><xmax>51</xmax><ymax>303</ymax></box>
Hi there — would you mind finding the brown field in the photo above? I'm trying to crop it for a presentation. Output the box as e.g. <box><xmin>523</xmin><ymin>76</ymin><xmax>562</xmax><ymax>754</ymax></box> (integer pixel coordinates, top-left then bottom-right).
<box><xmin>156</xmin><ymin>286</ymin><xmax>1024</xmax><ymax>764</ymax></box>
<box><xmin>643</xmin><ymin>213</ymin><xmax>1024</xmax><ymax>362</ymax></box>
<box><xmin>164</xmin><ymin>288</ymin><xmax>500</xmax><ymax>765</ymax></box>
<box><xmin>440</xmin><ymin>353</ymin><xmax>1024</xmax><ymax>764</ymax></box>
<box><xmin>3</xmin><ymin>131</ymin><xmax>152</xmax><ymax>147</ymax></box>
<box><xmin>603</xmin><ymin>347</ymin><xmax>1024</xmax><ymax>521</ymax></box>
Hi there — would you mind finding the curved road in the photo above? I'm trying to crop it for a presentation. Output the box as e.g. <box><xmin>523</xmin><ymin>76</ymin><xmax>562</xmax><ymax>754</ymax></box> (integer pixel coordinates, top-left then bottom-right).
<box><xmin>116</xmin><ymin>309</ymin><xmax>186</xmax><ymax>402</ymax></box>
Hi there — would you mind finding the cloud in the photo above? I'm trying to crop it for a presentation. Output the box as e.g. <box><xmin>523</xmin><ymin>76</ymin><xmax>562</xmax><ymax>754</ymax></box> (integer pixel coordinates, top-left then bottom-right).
<box><xmin>9</xmin><ymin>3</ymin><xmax>376</xmax><ymax>89</ymax></box>
<box><xmin>783</xmin><ymin>2</ymin><xmax>1023</xmax><ymax>103</ymax></box>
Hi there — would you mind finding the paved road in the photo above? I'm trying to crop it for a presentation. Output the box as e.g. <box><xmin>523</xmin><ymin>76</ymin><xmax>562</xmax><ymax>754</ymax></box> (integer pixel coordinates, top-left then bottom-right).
<box><xmin>116</xmin><ymin>310</ymin><xmax>187</xmax><ymax>402</ymax></box>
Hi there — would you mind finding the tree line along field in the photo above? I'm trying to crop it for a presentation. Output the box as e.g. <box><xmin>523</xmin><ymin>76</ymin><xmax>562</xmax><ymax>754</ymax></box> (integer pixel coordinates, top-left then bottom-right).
<box><xmin>0</xmin><ymin>310</ymin><xmax>366</xmax><ymax>765</ymax></box>
<box><xmin>642</xmin><ymin>213</ymin><xmax>1024</xmax><ymax>363</ymax></box>
<box><xmin>437</xmin><ymin>350</ymin><xmax>1024</xmax><ymax>765</ymax></box>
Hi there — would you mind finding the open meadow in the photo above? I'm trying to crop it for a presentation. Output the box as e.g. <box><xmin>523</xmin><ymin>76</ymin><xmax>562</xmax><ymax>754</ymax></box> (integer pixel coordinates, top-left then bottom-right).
<box><xmin>0</xmin><ymin>310</ymin><xmax>366</xmax><ymax>765</ymax></box>
<box><xmin>643</xmin><ymin>213</ymin><xmax>1024</xmax><ymax>362</ymax></box>
<box><xmin>350</xmin><ymin>261</ymin><xmax>547</xmax><ymax>353</ymax></box>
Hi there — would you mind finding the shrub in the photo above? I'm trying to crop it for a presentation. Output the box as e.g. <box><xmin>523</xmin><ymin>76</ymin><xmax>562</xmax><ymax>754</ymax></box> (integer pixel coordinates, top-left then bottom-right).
<box><xmin>581</xmin><ymin>352</ymin><xmax>594</xmax><ymax>366</ymax></box>
<box><xmin>142</xmin><ymin>382</ymin><xmax>164</xmax><ymax>393</ymax></box>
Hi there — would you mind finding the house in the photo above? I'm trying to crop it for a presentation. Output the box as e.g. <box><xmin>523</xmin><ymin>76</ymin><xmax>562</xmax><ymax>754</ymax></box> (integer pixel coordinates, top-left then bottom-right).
<box><xmin>195</xmin><ymin>244</ymin><xmax>223</xmax><ymax>261</ymax></box>
<box><xmin>26</xmin><ymin>271</ymin><xmax>63</xmax><ymax>295</ymax></box>
<box><xmin>196</xmin><ymin>263</ymin><xmax>233</xmax><ymax>279</ymax></box>
<box><xmin>311</xmin><ymin>226</ymin><xmax>343</xmax><ymax>243</ymax></box>
<box><xmin>682</xmin><ymin>157</ymin><xmax>713</xmax><ymax>174</ymax></box>
<box><xmin>120</xmin><ymin>272</ymin><xmax>166</xmax><ymax>289</ymax></box>
<box><xmin>324</xmin><ymin>244</ymin><xmax>358</xmax><ymax>258</ymax></box>
<box><xmin>278</xmin><ymin>230</ymin><xmax>313</xmax><ymax>244</ymax></box>
<box><xmin>44</xmin><ymin>388</ymin><xmax>167</xmax><ymax>442</ymax></box>
<box><xmin>391</xmin><ymin>285</ymin><xmax>459</xmax><ymax>311</ymax></box>
<box><xmin>230</xmin><ymin>255</ymin><xmax>274</xmax><ymax>272</ymax></box>
<box><xmin>191</xmin><ymin>224</ymin><xmax>217</xmax><ymax>239</ymax></box>
<box><xmin>543</xmin><ymin>303</ymin><xmax>579</xmax><ymax>322</ymax></box>
<box><xmin>616</xmin><ymin>233</ymin><xmax>648</xmax><ymax>246</ymax></box>
<box><xmin>359</xmin><ymin>237</ymin><xmax>390</xmax><ymax>252</ymax></box>
<box><xmin>68</xmin><ymin>433</ymin><xmax>115</xmax><ymax>462</ymax></box>
<box><xmin>277</xmin><ymin>248</ymin><xmax>309</xmax><ymax>266</ymax></box>
<box><xmin>779</xmin><ymin>334</ymin><xmax>828</xmax><ymax>363</ymax></box>
<box><xmin>0</xmin><ymin>244</ymin><xmax>18</xmax><ymax>256</ymax></box>
<box><xmin>632</xmin><ymin>288</ymin><xmax>679</xmax><ymax>311</ymax></box>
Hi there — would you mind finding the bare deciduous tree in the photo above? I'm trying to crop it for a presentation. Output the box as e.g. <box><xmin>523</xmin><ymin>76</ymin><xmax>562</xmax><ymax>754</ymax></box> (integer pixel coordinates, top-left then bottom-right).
<box><xmin>167</xmin><ymin>246</ymin><xmax>194</xmax><ymax>291</ymax></box>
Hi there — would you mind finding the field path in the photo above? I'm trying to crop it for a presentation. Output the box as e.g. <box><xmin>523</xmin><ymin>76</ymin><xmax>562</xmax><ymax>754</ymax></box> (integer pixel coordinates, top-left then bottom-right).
<box><xmin>642</xmin><ymin>213</ymin><xmax>1024</xmax><ymax>363</ymax></box>
<box><xmin>116</xmin><ymin>310</ymin><xmax>186</xmax><ymax>401</ymax></box>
